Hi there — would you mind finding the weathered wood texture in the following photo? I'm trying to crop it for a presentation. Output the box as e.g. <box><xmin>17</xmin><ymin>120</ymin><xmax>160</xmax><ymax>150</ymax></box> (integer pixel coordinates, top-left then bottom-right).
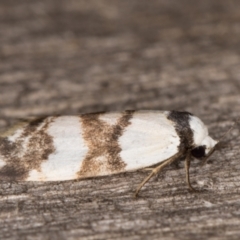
<box><xmin>1</xmin><ymin>0</ymin><xmax>240</xmax><ymax>239</ymax></box>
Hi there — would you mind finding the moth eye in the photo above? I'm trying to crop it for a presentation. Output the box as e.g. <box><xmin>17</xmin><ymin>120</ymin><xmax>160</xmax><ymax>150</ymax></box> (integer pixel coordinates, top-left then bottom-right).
<box><xmin>191</xmin><ymin>146</ymin><xmax>206</xmax><ymax>159</ymax></box>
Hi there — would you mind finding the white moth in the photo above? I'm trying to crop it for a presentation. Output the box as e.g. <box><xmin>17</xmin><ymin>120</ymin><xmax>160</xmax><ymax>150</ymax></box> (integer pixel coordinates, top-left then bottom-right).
<box><xmin>0</xmin><ymin>110</ymin><xmax>229</xmax><ymax>196</ymax></box>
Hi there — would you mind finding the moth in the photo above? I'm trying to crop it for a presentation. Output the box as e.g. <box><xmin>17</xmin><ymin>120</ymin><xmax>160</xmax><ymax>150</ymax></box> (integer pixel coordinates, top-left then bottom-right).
<box><xmin>0</xmin><ymin>110</ymin><xmax>233</xmax><ymax>196</ymax></box>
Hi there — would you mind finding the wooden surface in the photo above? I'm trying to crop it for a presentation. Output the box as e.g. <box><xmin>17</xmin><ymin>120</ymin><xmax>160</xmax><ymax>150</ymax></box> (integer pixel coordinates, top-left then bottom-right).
<box><xmin>1</xmin><ymin>0</ymin><xmax>240</xmax><ymax>239</ymax></box>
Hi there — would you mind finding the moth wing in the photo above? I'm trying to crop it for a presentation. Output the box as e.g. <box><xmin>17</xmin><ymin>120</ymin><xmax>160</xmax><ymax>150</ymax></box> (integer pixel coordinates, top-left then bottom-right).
<box><xmin>0</xmin><ymin>112</ymin><xmax>181</xmax><ymax>181</ymax></box>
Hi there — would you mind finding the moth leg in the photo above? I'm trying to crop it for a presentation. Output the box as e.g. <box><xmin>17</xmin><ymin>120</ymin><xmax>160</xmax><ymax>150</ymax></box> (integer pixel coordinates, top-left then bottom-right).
<box><xmin>141</xmin><ymin>167</ymin><xmax>155</xmax><ymax>172</ymax></box>
<box><xmin>135</xmin><ymin>152</ymin><xmax>183</xmax><ymax>197</ymax></box>
<box><xmin>185</xmin><ymin>152</ymin><xmax>197</xmax><ymax>192</ymax></box>
<box><xmin>135</xmin><ymin>169</ymin><xmax>157</xmax><ymax>197</ymax></box>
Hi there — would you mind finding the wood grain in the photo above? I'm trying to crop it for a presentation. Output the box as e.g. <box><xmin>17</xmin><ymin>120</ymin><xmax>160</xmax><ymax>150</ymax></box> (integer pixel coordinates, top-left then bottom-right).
<box><xmin>1</xmin><ymin>0</ymin><xmax>240</xmax><ymax>239</ymax></box>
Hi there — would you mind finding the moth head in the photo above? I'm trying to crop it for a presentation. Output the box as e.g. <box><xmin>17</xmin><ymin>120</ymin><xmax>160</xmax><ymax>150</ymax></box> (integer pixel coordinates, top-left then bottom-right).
<box><xmin>190</xmin><ymin>135</ymin><xmax>217</xmax><ymax>159</ymax></box>
<box><xmin>189</xmin><ymin>115</ymin><xmax>218</xmax><ymax>160</ymax></box>
<box><xmin>189</xmin><ymin>115</ymin><xmax>238</xmax><ymax>162</ymax></box>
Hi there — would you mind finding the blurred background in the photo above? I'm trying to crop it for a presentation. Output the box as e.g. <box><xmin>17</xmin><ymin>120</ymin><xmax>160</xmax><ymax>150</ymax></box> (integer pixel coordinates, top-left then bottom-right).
<box><xmin>1</xmin><ymin>0</ymin><xmax>240</xmax><ymax>239</ymax></box>
<box><xmin>1</xmin><ymin>0</ymin><xmax>240</xmax><ymax>123</ymax></box>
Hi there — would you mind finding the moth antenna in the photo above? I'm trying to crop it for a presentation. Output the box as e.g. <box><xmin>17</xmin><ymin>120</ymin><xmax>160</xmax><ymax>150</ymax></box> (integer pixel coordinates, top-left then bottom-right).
<box><xmin>201</xmin><ymin>119</ymin><xmax>240</xmax><ymax>166</ymax></box>
<box><xmin>217</xmin><ymin>119</ymin><xmax>239</xmax><ymax>143</ymax></box>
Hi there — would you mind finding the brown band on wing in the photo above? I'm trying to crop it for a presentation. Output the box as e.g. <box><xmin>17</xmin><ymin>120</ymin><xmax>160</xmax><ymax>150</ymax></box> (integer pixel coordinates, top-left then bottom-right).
<box><xmin>167</xmin><ymin>111</ymin><xmax>194</xmax><ymax>152</ymax></box>
<box><xmin>78</xmin><ymin>110</ymin><xmax>135</xmax><ymax>178</ymax></box>
<box><xmin>0</xmin><ymin>117</ymin><xmax>56</xmax><ymax>181</ymax></box>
